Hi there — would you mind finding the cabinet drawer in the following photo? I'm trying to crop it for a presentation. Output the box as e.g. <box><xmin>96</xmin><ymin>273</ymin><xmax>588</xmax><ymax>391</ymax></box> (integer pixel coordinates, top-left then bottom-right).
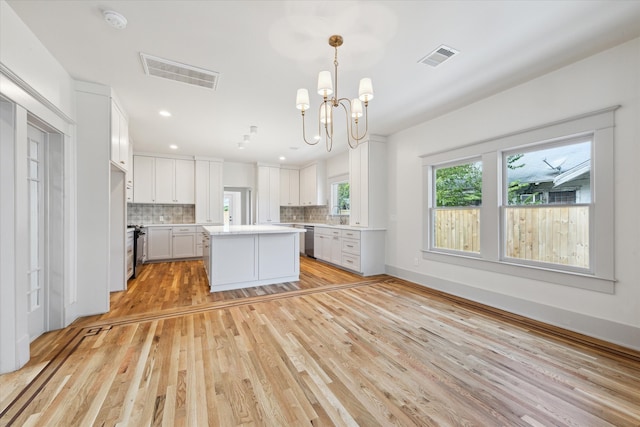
<box><xmin>341</xmin><ymin>253</ymin><xmax>361</xmax><ymax>272</ymax></box>
<box><xmin>341</xmin><ymin>229</ymin><xmax>361</xmax><ymax>240</ymax></box>
<box><xmin>341</xmin><ymin>238</ymin><xmax>360</xmax><ymax>255</ymax></box>
<box><xmin>173</xmin><ymin>226</ymin><xmax>197</xmax><ymax>234</ymax></box>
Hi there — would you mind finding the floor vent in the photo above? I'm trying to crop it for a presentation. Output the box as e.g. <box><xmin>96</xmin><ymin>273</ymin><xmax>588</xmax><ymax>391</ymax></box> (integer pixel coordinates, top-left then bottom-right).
<box><xmin>140</xmin><ymin>53</ymin><xmax>219</xmax><ymax>90</ymax></box>
<box><xmin>418</xmin><ymin>45</ymin><xmax>459</xmax><ymax>67</ymax></box>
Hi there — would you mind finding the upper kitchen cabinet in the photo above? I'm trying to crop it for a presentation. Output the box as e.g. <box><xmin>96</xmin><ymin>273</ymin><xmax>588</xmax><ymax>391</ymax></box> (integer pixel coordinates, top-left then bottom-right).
<box><xmin>349</xmin><ymin>136</ymin><xmax>387</xmax><ymax>228</ymax></box>
<box><xmin>133</xmin><ymin>155</ymin><xmax>195</xmax><ymax>204</ymax></box>
<box><xmin>110</xmin><ymin>100</ymin><xmax>129</xmax><ymax>171</ymax></box>
<box><xmin>299</xmin><ymin>161</ymin><xmax>327</xmax><ymax>206</ymax></box>
<box><xmin>195</xmin><ymin>159</ymin><xmax>224</xmax><ymax>224</ymax></box>
<box><xmin>280</xmin><ymin>168</ymin><xmax>300</xmax><ymax>206</ymax></box>
<box><xmin>257</xmin><ymin>165</ymin><xmax>280</xmax><ymax>223</ymax></box>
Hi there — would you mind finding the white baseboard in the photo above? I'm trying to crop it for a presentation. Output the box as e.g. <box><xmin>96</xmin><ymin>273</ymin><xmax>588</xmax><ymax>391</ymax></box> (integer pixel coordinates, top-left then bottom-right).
<box><xmin>385</xmin><ymin>265</ymin><xmax>640</xmax><ymax>351</ymax></box>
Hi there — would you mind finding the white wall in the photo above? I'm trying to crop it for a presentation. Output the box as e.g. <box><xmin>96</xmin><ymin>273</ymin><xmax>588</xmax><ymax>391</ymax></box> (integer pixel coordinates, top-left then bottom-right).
<box><xmin>386</xmin><ymin>38</ymin><xmax>640</xmax><ymax>349</ymax></box>
<box><xmin>326</xmin><ymin>151</ymin><xmax>349</xmax><ymax>178</ymax></box>
<box><xmin>0</xmin><ymin>0</ymin><xmax>77</xmax><ymax>373</ymax></box>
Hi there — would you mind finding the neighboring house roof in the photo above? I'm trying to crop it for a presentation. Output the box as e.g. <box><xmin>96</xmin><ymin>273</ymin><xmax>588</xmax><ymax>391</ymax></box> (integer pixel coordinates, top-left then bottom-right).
<box><xmin>507</xmin><ymin>140</ymin><xmax>590</xmax><ymax>185</ymax></box>
<box><xmin>553</xmin><ymin>160</ymin><xmax>590</xmax><ymax>187</ymax></box>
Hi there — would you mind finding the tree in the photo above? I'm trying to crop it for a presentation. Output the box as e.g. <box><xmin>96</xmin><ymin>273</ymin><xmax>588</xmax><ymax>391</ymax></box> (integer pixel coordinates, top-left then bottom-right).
<box><xmin>435</xmin><ymin>163</ymin><xmax>482</xmax><ymax>207</ymax></box>
<box><xmin>337</xmin><ymin>182</ymin><xmax>350</xmax><ymax>212</ymax></box>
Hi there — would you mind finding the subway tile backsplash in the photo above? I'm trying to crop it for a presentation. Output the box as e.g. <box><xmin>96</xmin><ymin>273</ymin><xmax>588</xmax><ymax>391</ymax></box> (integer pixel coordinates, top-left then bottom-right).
<box><xmin>128</xmin><ymin>204</ymin><xmax>195</xmax><ymax>225</ymax></box>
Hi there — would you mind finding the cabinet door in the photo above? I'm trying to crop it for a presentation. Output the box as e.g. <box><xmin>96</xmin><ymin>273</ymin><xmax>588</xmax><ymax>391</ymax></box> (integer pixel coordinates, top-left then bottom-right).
<box><xmin>174</xmin><ymin>159</ymin><xmax>195</xmax><ymax>204</ymax></box>
<box><xmin>154</xmin><ymin>158</ymin><xmax>175</xmax><ymax>203</ymax></box>
<box><xmin>208</xmin><ymin>161</ymin><xmax>223</xmax><ymax>224</ymax></box>
<box><xmin>110</xmin><ymin>102</ymin><xmax>120</xmax><ymax>165</ymax></box>
<box><xmin>195</xmin><ymin>160</ymin><xmax>210</xmax><ymax>223</ymax></box>
<box><xmin>330</xmin><ymin>236</ymin><xmax>342</xmax><ymax>264</ymax></box>
<box><xmin>133</xmin><ymin>156</ymin><xmax>155</xmax><ymax>203</ymax></box>
<box><xmin>279</xmin><ymin>169</ymin><xmax>290</xmax><ymax>206</ymax></box>
<box><xmin>269</xmin><ymin>168</ymin><xmax>280</xmax><ymax>222</ymax></box>
<box><xmin>257</xmin><ymin>166</ymin><xmax>280</xmax><ymax>223</ymax></box>
<box><xmin>173</xmin><ymin>233</ymin><xmax>196</xmax><ymax>258</ymax></box>
<box><xmin>349</xmin><ymin>143</ymin><xmax>369</xmax><ymax>226</ymax></box>
<box><xmin>118</xmin><ymin>109</ymin><xmax>129</xmax><ymax>168</ymax></box>
<box><xmin>147</xmin><ymin>227</ymin><xmax>173</xmax><ymax>260</ymax></box>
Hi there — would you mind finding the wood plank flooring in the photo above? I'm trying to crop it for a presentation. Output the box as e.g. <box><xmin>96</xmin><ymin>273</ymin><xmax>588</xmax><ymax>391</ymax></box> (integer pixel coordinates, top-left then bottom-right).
<box><xmin>1</xmin><ymin>258</ymin><xmax>639</xmax><ymax>426</ymax></box>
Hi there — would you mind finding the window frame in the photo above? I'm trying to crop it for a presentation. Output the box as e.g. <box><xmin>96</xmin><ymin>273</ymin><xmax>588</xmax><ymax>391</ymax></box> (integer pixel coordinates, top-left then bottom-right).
<box><xmin>421</xmin><ymin>107</ymin><xmax>617</xmax><ymax>293</ymax></box>
<box><xmin>328</xmin><ymin>173</ymin><xmax>350</xmax><ymax>216</ymax></box>
<box><xmin>430</xmin><ymin>157</ymin><xmax>482</xmax><ymax>256</ymax></box>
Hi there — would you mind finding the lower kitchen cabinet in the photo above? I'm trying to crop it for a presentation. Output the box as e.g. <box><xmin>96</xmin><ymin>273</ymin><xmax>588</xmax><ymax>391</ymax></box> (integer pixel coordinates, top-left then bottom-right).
<box><xmin>147</xmin><ymin>225</ymin><xmax>198</xmax><ymax>261</ymax></box>
<box><xmin>313</xmin><ymin>226</ymin><xmax>385</xmax><ymax>276</ymax></box>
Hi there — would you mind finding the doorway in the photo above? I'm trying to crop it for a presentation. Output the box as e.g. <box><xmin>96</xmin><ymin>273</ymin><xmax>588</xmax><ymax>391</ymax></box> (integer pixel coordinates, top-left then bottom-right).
<box><xmin>223</xmin><ymin>187</ymin><xmax>251</xmax><ymax>225</ymax></box>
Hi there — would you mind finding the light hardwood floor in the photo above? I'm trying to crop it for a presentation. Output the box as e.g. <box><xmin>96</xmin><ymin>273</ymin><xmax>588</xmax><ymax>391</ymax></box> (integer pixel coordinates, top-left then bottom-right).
<box><xmin>1</xmin><ymin>258</ymin><xmax>639</xmax><ymax>426</ymax></box>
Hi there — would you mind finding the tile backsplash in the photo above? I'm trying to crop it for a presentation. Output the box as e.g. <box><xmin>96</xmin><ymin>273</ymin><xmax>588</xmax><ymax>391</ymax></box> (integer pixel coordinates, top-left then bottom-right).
<box><xmin>280</xmin><ymin>206</ymin><xmax>348</xmax><ymax>225</ymax></box>
<box><xmin>128</xmin><ymin>204</ymin><xmax>195</xmax><ymax>225</ymax></box>
<box><xmin>129</xmin><ymin>203</ymin><xmax>345</xmax><ymax>225</ymax></box>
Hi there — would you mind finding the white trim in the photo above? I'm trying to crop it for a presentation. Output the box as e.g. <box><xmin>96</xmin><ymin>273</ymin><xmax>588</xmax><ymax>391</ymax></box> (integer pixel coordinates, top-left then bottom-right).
<box><xmin>421</xmin><ymin>107</ymin><xmax>617</xmax><ymax>293</ymax></box>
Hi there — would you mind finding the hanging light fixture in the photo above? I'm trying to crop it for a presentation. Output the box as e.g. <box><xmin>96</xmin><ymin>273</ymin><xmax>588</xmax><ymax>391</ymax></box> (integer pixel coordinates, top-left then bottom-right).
<box><xmin>296</xmin><ymin>35</ymin><xmax>373</xmax><ymax>152</ymax></box>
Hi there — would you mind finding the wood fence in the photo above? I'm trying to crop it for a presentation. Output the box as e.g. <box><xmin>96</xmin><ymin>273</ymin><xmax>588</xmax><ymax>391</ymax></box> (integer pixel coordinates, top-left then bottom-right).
<box><xmin>434</xmin><ymin>206</ymin><xmax>590</xmax><ymax>268</ymax></box>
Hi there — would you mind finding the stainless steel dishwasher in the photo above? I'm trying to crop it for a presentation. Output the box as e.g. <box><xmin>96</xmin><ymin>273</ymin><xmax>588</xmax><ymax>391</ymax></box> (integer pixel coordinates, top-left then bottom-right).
<box><xmin>304</xmin><ymin>225</ymin><xmax>315</xmax><ymax>258</ymax></box>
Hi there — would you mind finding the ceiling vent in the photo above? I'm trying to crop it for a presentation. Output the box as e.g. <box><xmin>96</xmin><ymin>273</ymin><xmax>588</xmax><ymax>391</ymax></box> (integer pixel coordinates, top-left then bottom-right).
<box><xmin>418</xmin><ymin>45</ymin><xmax>459</xmax><ymax>67</ymax></box>
<box><xmin>140</xmin><ymin>53</ymin><xmax>219</xmax><ymax>90</ymax></box>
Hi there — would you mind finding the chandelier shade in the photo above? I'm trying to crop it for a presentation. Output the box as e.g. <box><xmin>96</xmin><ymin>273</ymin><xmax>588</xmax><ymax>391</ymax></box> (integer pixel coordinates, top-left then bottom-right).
<box><xmin>296</xmin><ymin>35</ymin><xmax>373</xmax><ymax>151</ymax></box>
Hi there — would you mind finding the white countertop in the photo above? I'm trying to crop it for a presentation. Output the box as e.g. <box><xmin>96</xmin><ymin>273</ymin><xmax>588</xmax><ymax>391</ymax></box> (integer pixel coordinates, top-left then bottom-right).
<box><xmin>277</xmin><ymin>222</ymin><xmax>386</xmax><ymax>231</ymax></box>
<box><xmin>203</xmin><ymin>224</ymin><xmax>306</xmax><ymax>236</ymax></box>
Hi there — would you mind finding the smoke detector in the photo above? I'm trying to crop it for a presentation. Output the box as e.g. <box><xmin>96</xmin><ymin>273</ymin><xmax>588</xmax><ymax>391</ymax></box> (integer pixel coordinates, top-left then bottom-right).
<box><xmin>103</xmin><ymin>10</ymin><xmax>127</xmax><ymax>30</ymax></box>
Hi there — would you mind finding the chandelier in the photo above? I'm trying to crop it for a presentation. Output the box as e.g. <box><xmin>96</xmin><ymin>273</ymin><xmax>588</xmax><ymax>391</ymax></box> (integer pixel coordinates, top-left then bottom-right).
<box><xmin>295</xmin><ymin>35</ymin><xmax>373</xmax><ymax>152</ymax></box>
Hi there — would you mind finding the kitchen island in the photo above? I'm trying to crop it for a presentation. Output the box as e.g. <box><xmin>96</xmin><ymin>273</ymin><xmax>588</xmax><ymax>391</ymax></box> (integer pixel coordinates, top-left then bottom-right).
<box><xmin>201</xmin><ymin>224</ymin><xmax>305</xmax><ymax>292</ymax></box>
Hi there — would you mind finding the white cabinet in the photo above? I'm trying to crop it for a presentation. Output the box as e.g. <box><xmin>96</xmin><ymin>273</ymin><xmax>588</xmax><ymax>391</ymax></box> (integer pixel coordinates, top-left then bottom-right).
<box><xmin>279</xmin><ymin>168</ymin><xmax>300</xmax><ymax>206</ymax></box>
<box><xmin>300</xmin><ymin>161</ymin><xmax>327</xmax><ymax>206</ymax></box>
<box><xmin>126</xmin><ymin>143</ymin><xmax>134</xmax><ymax>202</ymax></box>
<box><xmin>314</xmin><ymin>227</ymin><xmax>341</xmax><ymax>264</ymax></box>
<box><xmin>172</xmin><ymin>226</ymin><xmax>197</xmax><ymax>258</ymax></box>
<box><xmin>257</xmin><ymin>166</ymin><xmax>280</xmax><ymax>224</ymax></box>
<box><xmin>147</xmin><ymin>226</ymin><xmax>198</xmax><ymax>260</ymax></box>
<box><xmin>133</xmin><ymin>156</ymin><xmax>194</xmax><ymax>204</ymax></box>
<box><xmin>155</xmin><ymin>158</ymin><xmax>194</xmax><ymax>204</ymax></box>
<box><xmin>110</xmin><ymin>101</ymin><xmax>129</xmax><ymax>171</ymax></box>
<box><xmin>147</xmin><ymin>226</ymin><xmax>173</xmax><ymax>260</ymax></box>
<box><xmin>312</xmin><ymin>226</ymin><xmax>385</xmax><ymax>276</ymax></box>
<box><xmin>195</xmin><ymin>160</ymin><xmax>224</xmax><ymax>224</ymax></box>
<box><xmin>349</xmin><ymin>137</ymin><xmax>387</xmax><ymax>227</ymax></box>
<box><xmin>133</xmin><ymin>156</ymin><xmax>155</xmax><ymax>203</ymax></box>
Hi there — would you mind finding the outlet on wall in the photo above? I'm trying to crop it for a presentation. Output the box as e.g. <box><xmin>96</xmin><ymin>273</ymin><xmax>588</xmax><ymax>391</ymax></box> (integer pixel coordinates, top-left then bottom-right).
<box><xmin>159</xmin><ymin>215</ymin><xmax>164</xmax><ymax>222</ymax></box>
<box><xmin>413</xmin><ymin>257</ymin><xmax>419</xmax><ymax>266</ymax></box>
<box><xmin>293</xmin><ymin>215</ymin><xmax>297</xmax><ymax>220</ymax></box>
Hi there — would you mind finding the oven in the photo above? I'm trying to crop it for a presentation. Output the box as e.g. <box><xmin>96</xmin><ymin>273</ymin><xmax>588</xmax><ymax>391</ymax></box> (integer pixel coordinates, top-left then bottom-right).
<box><xmin>128</xmin><ymin>225</ymin><xmax>146</xmax><ymax>278</ymax></box>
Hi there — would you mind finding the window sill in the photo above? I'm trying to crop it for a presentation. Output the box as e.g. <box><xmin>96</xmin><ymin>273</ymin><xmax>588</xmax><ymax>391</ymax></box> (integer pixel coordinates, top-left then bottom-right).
<box><xmin>421</xmin><ymin>249</ymin><xmax>615</xmax><ymax>294</ymax></box>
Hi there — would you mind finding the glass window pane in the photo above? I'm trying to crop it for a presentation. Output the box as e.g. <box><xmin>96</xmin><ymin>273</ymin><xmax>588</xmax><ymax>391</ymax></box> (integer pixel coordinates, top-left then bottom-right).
<box><xmin>331</xmin><ymin>181</ymin><xmax>350</xmax><ymax>215</ymax></box>
<box><xmin>29</xmin><ymin>140</ymin><xmax>38</xmax><ymax>158</ymax></box>
<box><xmin>504</xmin><ymin>206</ymin><xmax>589</xmax><ymax>268</ymax></box>
<box><xmin>29</xmin><ymin>160</ymin><xmax>38</xmax><ymax>180</ymax></box>
<box><xmin>506</xmin><ymin>141</ymin><xmax>591</xmax><ymax>205</ymax></box>
<box><xmin>435</xmin><ymin>161</ymin><xmax>482</xmax><ymax>207</ymax></box>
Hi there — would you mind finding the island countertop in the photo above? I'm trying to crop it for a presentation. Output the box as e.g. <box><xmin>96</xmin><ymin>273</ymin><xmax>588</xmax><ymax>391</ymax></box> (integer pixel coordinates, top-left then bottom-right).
<box><xmin>202</xmin><ymin>224</ymin><xmax>305</xmax><ymax>236</ymax></box>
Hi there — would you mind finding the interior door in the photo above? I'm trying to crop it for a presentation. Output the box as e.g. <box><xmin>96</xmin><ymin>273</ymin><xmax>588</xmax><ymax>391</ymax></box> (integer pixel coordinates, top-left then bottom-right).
<box><xmin>27</xmin><ymin>124</ymin><xmax>45</xmax><ymax>340</ymax></box>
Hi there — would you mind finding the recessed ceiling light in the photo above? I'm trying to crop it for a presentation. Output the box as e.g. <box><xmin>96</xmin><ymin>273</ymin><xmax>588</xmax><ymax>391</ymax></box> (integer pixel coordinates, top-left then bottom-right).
<box><xmin>103</xmin><ymin>10</ymin><xmax>127</xmax><ymax>30</ymax></box>
<box><xmin>237</xmin><ymin>142</ymin><xmax>246</xmax><ymax>150</ymax></box>
<box><xmin>169</xmin><ymin>144</ymin><xmax>178</xmax><ymax>150</ymax></box>
<box><xmin>159</xmin><ymin>110</ymin><xmax>171</xmax><ymax>117</ymax></box>
<box><xmin>279</xmin><ymin>156</ymin><xmax>286</xmax><ymax>161</ymax></box>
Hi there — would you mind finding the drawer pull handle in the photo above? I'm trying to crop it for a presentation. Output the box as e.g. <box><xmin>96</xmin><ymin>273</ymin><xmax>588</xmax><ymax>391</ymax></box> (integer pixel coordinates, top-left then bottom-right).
<box><xmin>346</xmin><ymin>245</ymin><xmax>353</xmax><ymax>248</ymax></box>
<box><xmin>346</xmin><ymin>260</ymin><xmax>353</xmax><ymax>263</ymax></box>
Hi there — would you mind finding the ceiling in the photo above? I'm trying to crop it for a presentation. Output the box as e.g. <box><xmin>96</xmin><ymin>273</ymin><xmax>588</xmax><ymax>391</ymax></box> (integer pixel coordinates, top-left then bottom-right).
<box><xmin>7</xmin><ymin>1</ymin><xmax>640</xmax><ymax>166</ymax></box>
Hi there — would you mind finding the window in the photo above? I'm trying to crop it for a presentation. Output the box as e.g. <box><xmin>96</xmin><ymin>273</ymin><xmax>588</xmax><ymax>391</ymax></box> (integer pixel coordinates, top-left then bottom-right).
<box><xmin>503</xmin><ymin>139</ymin><xmax>591</xmax><ymax>270</ymax></box>
<box><xmin>432</xmin><ymin>160</ymin><xmax>482</xmax><ymax>254</ymax></box>
<box><xmin>330</xmin><ymin>176</ymin><xmax>350</xmax><ymax>215</ymax></box>
<box><xmin>421</xmin><ymin>107</ymin><xmax>616</xmax><ymax>293</ymax></box>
